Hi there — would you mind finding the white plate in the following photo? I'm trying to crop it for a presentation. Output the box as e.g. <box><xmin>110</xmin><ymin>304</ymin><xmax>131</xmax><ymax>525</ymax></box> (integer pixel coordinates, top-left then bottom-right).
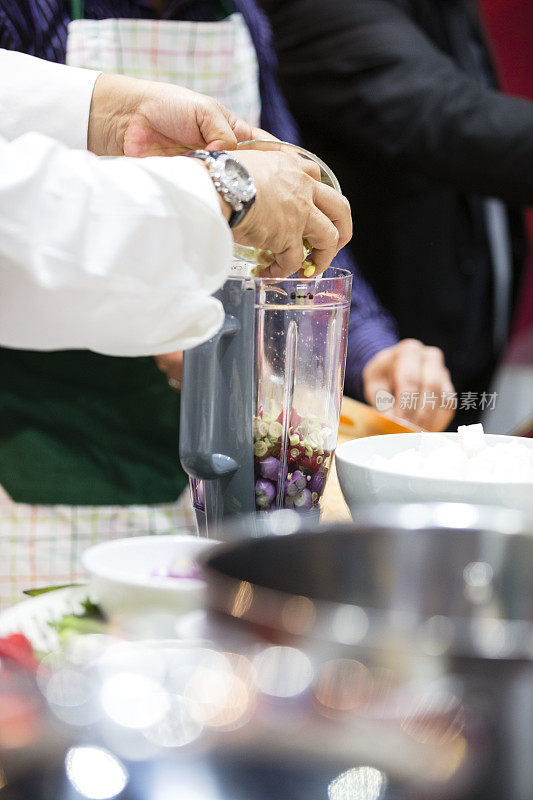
<box><xmin>0</xmin><ymin>536</ymin><xmax>219</xmax><ymax>651</ymax></box>
<box><xmin>0</xmin><ymin>587</ymin><xmax>90</xmax><ymax>652</ymax></box>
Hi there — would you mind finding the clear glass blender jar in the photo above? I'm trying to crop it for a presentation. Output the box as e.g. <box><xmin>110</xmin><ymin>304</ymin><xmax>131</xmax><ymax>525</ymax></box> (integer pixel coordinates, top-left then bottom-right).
<box><xmin>186</xmin><ymin>267</ymin><xmax>352</xmax><ymax>523</ymax></box>
<box><xmin>182</xmin><ymin>142</ymin><xmax>352</xmax><ymax>528</ymax></box>
<box><xmin>252</xmin><ymin>269</ymin><xmax>351</xmax><ymax>512</ymax></box>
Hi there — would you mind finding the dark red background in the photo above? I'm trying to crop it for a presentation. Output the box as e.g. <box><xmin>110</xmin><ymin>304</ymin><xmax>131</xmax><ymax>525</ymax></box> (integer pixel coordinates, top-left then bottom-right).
<box><xmin>480</xmin><ymin>0</ymin><xmax>533</xmax><ymax>337</ymax></box>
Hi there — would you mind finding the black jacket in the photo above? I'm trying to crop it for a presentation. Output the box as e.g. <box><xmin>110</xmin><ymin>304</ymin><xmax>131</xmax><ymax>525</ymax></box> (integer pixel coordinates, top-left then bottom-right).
<box><xmin>259</xmin><ymin>0</ymin><xmax>533</xmax><ymax>412</ymax></box>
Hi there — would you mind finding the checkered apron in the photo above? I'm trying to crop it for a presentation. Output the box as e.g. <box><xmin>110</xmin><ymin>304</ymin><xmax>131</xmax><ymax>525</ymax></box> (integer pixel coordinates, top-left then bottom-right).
<box><xmin>0</xmin><ymin>487</ymin><xmax>196</xmax><ymax>609</ymax></box>
<box><xmin>0</xmin><ymin>13</ymin><xmax>260</xmax><ymax>610</ymax></box>
<box><xmin>65</xmin><ymin>14</ymin><xmax>261</xmax><ymax>126</ymax></box>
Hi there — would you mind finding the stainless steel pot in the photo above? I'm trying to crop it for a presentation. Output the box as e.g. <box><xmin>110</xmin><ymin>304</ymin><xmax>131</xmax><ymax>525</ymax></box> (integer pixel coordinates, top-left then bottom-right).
<box><xmin>201</xmin><ymin>504</ymin><xmax>533</xmax><ymax>800</ymax></box>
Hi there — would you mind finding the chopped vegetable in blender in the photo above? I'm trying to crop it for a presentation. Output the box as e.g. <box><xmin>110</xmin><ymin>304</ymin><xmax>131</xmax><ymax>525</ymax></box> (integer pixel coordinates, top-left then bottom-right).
<box><xmin>253</xmin><ymin>407</ymin><xmax>333</xmax><ymax>511</ymax></box>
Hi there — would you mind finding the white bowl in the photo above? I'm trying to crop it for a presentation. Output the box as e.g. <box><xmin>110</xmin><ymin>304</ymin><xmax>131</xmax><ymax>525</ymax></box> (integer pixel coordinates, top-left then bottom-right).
<box><xmin>336</xmin><ymin>433</ymin><xmax>533</xmax><ymax>514</ymax></box>
<box><xmin>82</xmin><ymin>535</ymin><xmax>218</xmax><ymax>621</ymax></box>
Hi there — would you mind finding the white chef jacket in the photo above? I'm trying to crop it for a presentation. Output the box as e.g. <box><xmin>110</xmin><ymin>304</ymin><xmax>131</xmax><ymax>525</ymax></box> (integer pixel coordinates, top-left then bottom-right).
<box><xmin>0</xmin><ymin>50</ymin><xmax>232</xmax><ymax>356</ymax></box>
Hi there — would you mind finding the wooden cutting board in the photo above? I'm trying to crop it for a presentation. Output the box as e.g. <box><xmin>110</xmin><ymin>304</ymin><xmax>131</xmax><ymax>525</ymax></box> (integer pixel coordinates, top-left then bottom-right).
<box><xmin>321</xmin><ymin>397</ymin><xmax>423</xmax><ymax>522</ymax></box>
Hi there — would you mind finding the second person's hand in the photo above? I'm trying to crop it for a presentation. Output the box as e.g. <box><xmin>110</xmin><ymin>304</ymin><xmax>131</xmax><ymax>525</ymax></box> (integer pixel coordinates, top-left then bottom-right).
<box><xmin>154</xmin><ymin>351</ymin><xmax>183</xmax><ymax>390</ymax></box>
<box><xmin>231</xmin><ymin>149</ymin><xmax>352</xmax><ymax>278</ymax></box>
<box><xmin>362</xmin><ymin>339</ymin><xmax>456</xmax><ymax>431</ymax></box>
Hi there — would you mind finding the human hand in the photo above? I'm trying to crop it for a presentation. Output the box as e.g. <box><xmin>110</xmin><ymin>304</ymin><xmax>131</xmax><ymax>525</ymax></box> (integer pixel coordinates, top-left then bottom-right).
<box><xmin>154</xmin><ymin>351</ymin><xmax>183</xmax><ymax>390</ymax></box>
<box><xmin>362</xmin><ymin>339</ymin><xmax>455</xmax><ymax>431</ymax></box>
<box><xmin>88</xmin><ymin>73</ymin><xmax>275</xmax><ymax>156</ymax></box>
<box><xmin>231</xmin><ymin>149</ymin><xmax>352</xmax><ymax>277</ymax></box>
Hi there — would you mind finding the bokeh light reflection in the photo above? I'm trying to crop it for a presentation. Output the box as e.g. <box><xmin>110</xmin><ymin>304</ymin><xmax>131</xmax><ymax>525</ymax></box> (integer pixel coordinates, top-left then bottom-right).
<box><xmin>185</xmin><ymin>665</ymin><xmax>250</xmax><ymax>730</ymax></box>
<box><xmin>463</xmin><ymin>561</ymin><xmax>494</xmax><ymax>604</ymax></box>
<box><xmin>44</xmin><ymin>668</ymin><xmax>100</xmax><ymax>725</ymax></box>
<box><xmin>417</xmin><ymin>615</ymin><xmax>455</xmax><ymax>656</ymax></box>
<box><xmin>231</xmin><ymin>581</ymin><xmax>254</xmax><ymax>618</ymax></box>
<box><xmin>328</xmin><ymin>766</ymin><xmax>386</xmax><ymax>800</ymax></box>
<box><xmin>143</xmin><ymin>694</ymin><xmax>203</xmax><ymax>747</ymax></box>
<box><xmin>100</xmin><ymin>672</ymin><xmax>170</xmax><ymax>729</ymax></box>
<box><xmin>253</xmin><ymin>646</ymin><xmax>314</xmax><ymax>698</ymax></box>
<box><xmin>314</xmin><ymin>660</ymin><xmax>373</xmax><ymax>713</ymax></box>
<box><xmin>281</xmin><ymin>595</ymin><xmax>316</xmax><ymax>635</ymax></box>
<box><xmin>332</xmin><ymin>604</ymin><xmax>369</xmax><ymax>645</ymax></box>
<box><xmin>401</xmin><ymin>690</ymin><xmax>465</xmax><ymax>745</ymax></box>
<box><xmin>64</xmin><ymin>746</ymin><xmax>128</xmax><ymax>799</ymax></box>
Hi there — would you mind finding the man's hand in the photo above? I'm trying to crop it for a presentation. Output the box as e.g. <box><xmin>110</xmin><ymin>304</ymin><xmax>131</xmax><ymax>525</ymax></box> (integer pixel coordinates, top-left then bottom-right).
<box><xmin>87</xmin><ymin>75</ymin><xmax>352</xmax><ymax>278</ymax></box>
<box><xmin>362</xmin><ymin>339</ymin><xmax>455</xmax><ymax>431</ymax></box>
<box><xmin>88</xmin><ymin>73</ymin><xmax>274</xmax><ymax>156</ymax></box>
<box><xmin>232</xmin><ymin>149</ymin><xmax>352</xmax><ymax>277</ymax></box>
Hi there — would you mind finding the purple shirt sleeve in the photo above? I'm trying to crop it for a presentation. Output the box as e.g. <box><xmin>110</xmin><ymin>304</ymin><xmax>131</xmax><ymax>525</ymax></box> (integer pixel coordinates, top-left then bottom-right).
<box><xmin>333</xmin><ymin>247</ymin><xmax>399</xmax><ymax>400</ymax></box>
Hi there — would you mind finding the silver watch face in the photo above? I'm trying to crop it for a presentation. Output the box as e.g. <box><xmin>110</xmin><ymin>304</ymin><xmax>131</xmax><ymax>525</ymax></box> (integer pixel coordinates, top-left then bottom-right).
<box><xmin>212</xmin><ymin>154</ymin><xmax>256</xmax><ymax>204</ymax></box>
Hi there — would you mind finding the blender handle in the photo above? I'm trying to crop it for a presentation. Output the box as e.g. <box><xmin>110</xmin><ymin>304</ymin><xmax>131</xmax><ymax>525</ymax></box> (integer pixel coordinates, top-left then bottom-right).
<box><xmin>180</xmin><ymin>314</ymin><xmax>241</xmax><ymax>480</ymax></box>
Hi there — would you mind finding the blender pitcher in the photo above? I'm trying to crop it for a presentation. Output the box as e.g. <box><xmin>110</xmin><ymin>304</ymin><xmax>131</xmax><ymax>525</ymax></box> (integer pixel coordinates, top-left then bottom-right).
<box><xmin>179</xmin><ymin>141</ymin><xmax>352</xmax><ymax>534</ymax></box>
<box><xmin>252</xmin><ymin>269</ymin><xmax>352</xmax><ymax>513</ymax></box>
<box><xmin>180</xmin><ymin>268</ymin><xmax>352</xmax><ymax>534</ymax></box>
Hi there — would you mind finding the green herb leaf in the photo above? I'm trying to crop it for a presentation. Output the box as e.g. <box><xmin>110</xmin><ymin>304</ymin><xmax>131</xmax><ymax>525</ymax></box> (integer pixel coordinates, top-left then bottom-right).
<box><xmin>23</xmin><ymin>583</ymin><xmax>82</xmax><ymax>597</ymax></box>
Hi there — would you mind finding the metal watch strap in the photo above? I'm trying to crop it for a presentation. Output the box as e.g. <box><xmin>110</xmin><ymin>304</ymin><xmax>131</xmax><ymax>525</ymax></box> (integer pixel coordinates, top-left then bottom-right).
<box><xmin>187</xmin><ymin>150</ymin><xmax>255</xmax><ymax>229</ymax></box>
<box><xmin>227</xmin><ymin>205</ymin><xmax>249</xmax><ymax>229</ymax></box>
<box><xmin>187</xmin><ymin>150</ymin><xmax>211</xmax><ymax>163</ymax></box>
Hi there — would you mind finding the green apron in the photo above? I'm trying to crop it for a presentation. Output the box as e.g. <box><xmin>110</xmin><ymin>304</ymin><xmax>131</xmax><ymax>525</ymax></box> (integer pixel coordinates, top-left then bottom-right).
<box><xmin>0</xmin><ymin>0</ymin><xmax>239</xmax><ymax>507</ymax></box>
<box><xmin>0</xmin><ymin>348</ymin><xmax>187</xmax><ymax>505</ymax></box>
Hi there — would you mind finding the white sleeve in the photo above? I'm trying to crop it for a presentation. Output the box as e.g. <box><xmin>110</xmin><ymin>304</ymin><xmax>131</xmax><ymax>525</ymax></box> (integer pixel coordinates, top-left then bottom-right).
<box><xmin>0</xmin><ymin>49</ymin><xmax>100</xmax><ymax>149</ymax></box>
<box><xmin>0</xmin><ymin>132</ymin><xmax>232</xmax><ymax>356</ymax></box>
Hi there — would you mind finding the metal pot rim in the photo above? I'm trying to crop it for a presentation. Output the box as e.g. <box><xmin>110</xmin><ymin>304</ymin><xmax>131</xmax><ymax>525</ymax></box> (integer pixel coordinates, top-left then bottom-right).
<box><xmin>199</xmin><ymin>504</ymin><xmax>533</xmax><ymax>662</ymax></box>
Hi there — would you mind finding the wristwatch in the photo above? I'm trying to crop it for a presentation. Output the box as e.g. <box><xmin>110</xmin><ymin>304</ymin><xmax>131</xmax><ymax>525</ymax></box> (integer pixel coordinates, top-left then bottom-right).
<box><xmin>187</xmin><ymin>150</ymin><xmax>256</xmax><ymax>229</ymax></box>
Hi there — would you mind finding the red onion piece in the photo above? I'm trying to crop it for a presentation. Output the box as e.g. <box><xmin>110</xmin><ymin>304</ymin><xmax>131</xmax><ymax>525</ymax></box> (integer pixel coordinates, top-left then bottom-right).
<box><xmin>292</xmin><ymin>488</ymin><xmax>313</xmax><ymax>510</ymax></box>
<box><xmin>255</xmin><ymin>478</ymin><xmax>276</xmax><ymax>509</ymax></box>
<box><xmin>260</xmin><ymin>456</ymin><xmax>287</xmax><ymax>482</ymax></box>
<box><xmin>309</xmin><ymin>471</ymin><xmax>326</xmax><ymax>494</ymax></box>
